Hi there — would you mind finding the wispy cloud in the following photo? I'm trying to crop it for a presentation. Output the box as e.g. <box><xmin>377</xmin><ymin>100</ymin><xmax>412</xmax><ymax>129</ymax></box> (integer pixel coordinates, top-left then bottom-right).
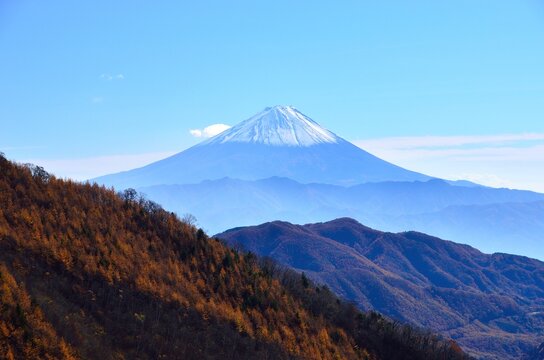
<box><xmin>190</xmin><ymin>124</ymin><xmax>231</xmax><ymax>138</ymax></box>
<box><xmin>91</xmin><ymin>96</ymin><xmax>104</xmax><ymax>104</ymax></box>
<box><xmin>13</xmin><ymin>132</ymin><xmax>544</xmax><ymax>192</ymax></box>
<box><xmin>100</xmin><ymin>73</ymin><xmax>125</xmax><ymax>81</ymax></box>
<box><xmin>354</xmin><ymin>133</ymin><xmax>544</xmax><ymax>151</ymax></box>
<box><xmin>20</xmin><ymin>151</ymin><xmax>177</xmax><ymax>182</ymax></box>
<box><xmin>352</xmin><ymin>133</ymin><xmax>544</xmax><ymax>192</ymax></box>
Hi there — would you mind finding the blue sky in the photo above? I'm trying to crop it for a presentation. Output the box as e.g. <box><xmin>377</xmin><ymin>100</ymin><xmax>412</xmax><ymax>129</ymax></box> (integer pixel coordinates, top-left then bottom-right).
<box><xmin>1</xmin><ymin>1</ymin><xmax>544</xmax><ymax>190</ymax></box>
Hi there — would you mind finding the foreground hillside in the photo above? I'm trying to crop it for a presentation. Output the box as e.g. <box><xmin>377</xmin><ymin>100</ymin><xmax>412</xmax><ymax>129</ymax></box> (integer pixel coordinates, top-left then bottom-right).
<box><xmin>0</xmin><ymin>154</ymin><xmax>467</xmax><ymax>359</ymax></box>
<box><xmin>217</xmin><ymin>218</ymin><xmax>544</xmax><ymax>359</ymax></box>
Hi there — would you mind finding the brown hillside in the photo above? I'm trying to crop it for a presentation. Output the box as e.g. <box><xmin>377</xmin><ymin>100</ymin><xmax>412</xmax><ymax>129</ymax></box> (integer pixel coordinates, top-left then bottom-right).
<box><xmin>0</xmin><ymin>154</ymin><xmax>467</xmax><ymax>359</ymax></box>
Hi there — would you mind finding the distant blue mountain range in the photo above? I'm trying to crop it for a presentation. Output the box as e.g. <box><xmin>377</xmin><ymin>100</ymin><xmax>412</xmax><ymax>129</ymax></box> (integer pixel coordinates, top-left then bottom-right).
<box><xmin>93</xmin><ymin>105</ymin><xmax>544</xmax><ymax>260</ymax></box>
<box><xmin>139</xmin><ymin>176</ymin><xmax>544</xmax><ymax>259</ymax></box>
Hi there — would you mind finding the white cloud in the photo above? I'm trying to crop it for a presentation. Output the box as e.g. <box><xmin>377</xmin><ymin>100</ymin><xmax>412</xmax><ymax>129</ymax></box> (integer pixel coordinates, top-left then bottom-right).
<box><xmin>352</xmin><ymin>133</ymin><xmax>544</xmax><ymax>192</ymax></box>
<box><xmin>190</xmin><ymin>123</ymin><xmax>231</xmax><ymax>138</ymax></box>
<box><xmin>100</xmin><ymin>73</ymin><xmax>125</xmax><ymax>81</ymax></box>
<box><xmin>189</xmin><ymin>129</ymin><xmax>203</xmax><ymax>137</ymax></box>
<box><xmin>354</xmin><ymin>133</ymin><xmax>544</xmax><ymax>150</ymax></box>
<box><xmin>448</xmin><ymin>173</ymin><xmax>514</xmax><ymax>189</ymax></box>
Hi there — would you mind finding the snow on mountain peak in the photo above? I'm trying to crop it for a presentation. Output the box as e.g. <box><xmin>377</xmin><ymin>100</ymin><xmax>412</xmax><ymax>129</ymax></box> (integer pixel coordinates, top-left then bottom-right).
<box><xmin>201</xmin><ymin>105</ymin><xmax>341</xmax><ymax>147</ymax></box>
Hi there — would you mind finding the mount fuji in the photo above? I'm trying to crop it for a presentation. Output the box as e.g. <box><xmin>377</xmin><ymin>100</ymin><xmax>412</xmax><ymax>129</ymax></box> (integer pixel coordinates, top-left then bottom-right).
<box><xmin>95</xmin><ymin>106</ymin><xmax>430</xmax><ymax>189</ymax></box>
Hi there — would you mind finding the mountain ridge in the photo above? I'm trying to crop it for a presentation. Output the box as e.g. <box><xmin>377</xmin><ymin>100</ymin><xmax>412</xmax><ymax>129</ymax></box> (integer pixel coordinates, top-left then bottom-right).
<box><xmin>138</xmin><ymin>176</ymin><xmax>544</xmax><ymax>258</ymax></box>
<box><xmin>216</xmin><ymin>217</ymin><xmax>544</xmax><ymax>359</ymax></box>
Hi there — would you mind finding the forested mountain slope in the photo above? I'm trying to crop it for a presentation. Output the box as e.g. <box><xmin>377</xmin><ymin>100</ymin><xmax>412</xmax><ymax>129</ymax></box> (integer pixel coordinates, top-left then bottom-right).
<box><xmin>217</xmin><ymin>218</ymin><xmax>544</xmax><ymax>359</ymax></box>
<box><xmin>0</xmin><ymin>154</ymin><xmax>467</xmax><ymax>359</ymax></box>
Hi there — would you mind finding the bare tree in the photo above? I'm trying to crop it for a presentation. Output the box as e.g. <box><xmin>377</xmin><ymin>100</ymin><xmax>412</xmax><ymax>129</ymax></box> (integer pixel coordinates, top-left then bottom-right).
<box><xmin>181</xmin><ymin>213</ymin><xmax>197</xmax><ymax>227</ymax></box>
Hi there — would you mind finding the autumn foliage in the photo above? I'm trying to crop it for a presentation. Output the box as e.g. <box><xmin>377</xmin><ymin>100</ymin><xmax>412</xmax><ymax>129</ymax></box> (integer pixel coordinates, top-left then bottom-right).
<box><xmin>0</xmin><ymin>154</ymin><xmax>468</xmax><ymax>359</ymax></box>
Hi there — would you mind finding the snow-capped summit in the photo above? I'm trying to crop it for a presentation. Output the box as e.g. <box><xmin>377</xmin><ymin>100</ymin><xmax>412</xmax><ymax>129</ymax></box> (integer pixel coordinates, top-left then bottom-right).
<box><xmin>202</xmin><ymin>105</ymin><xmax>340</xmax><ymax>147</ymax></box>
